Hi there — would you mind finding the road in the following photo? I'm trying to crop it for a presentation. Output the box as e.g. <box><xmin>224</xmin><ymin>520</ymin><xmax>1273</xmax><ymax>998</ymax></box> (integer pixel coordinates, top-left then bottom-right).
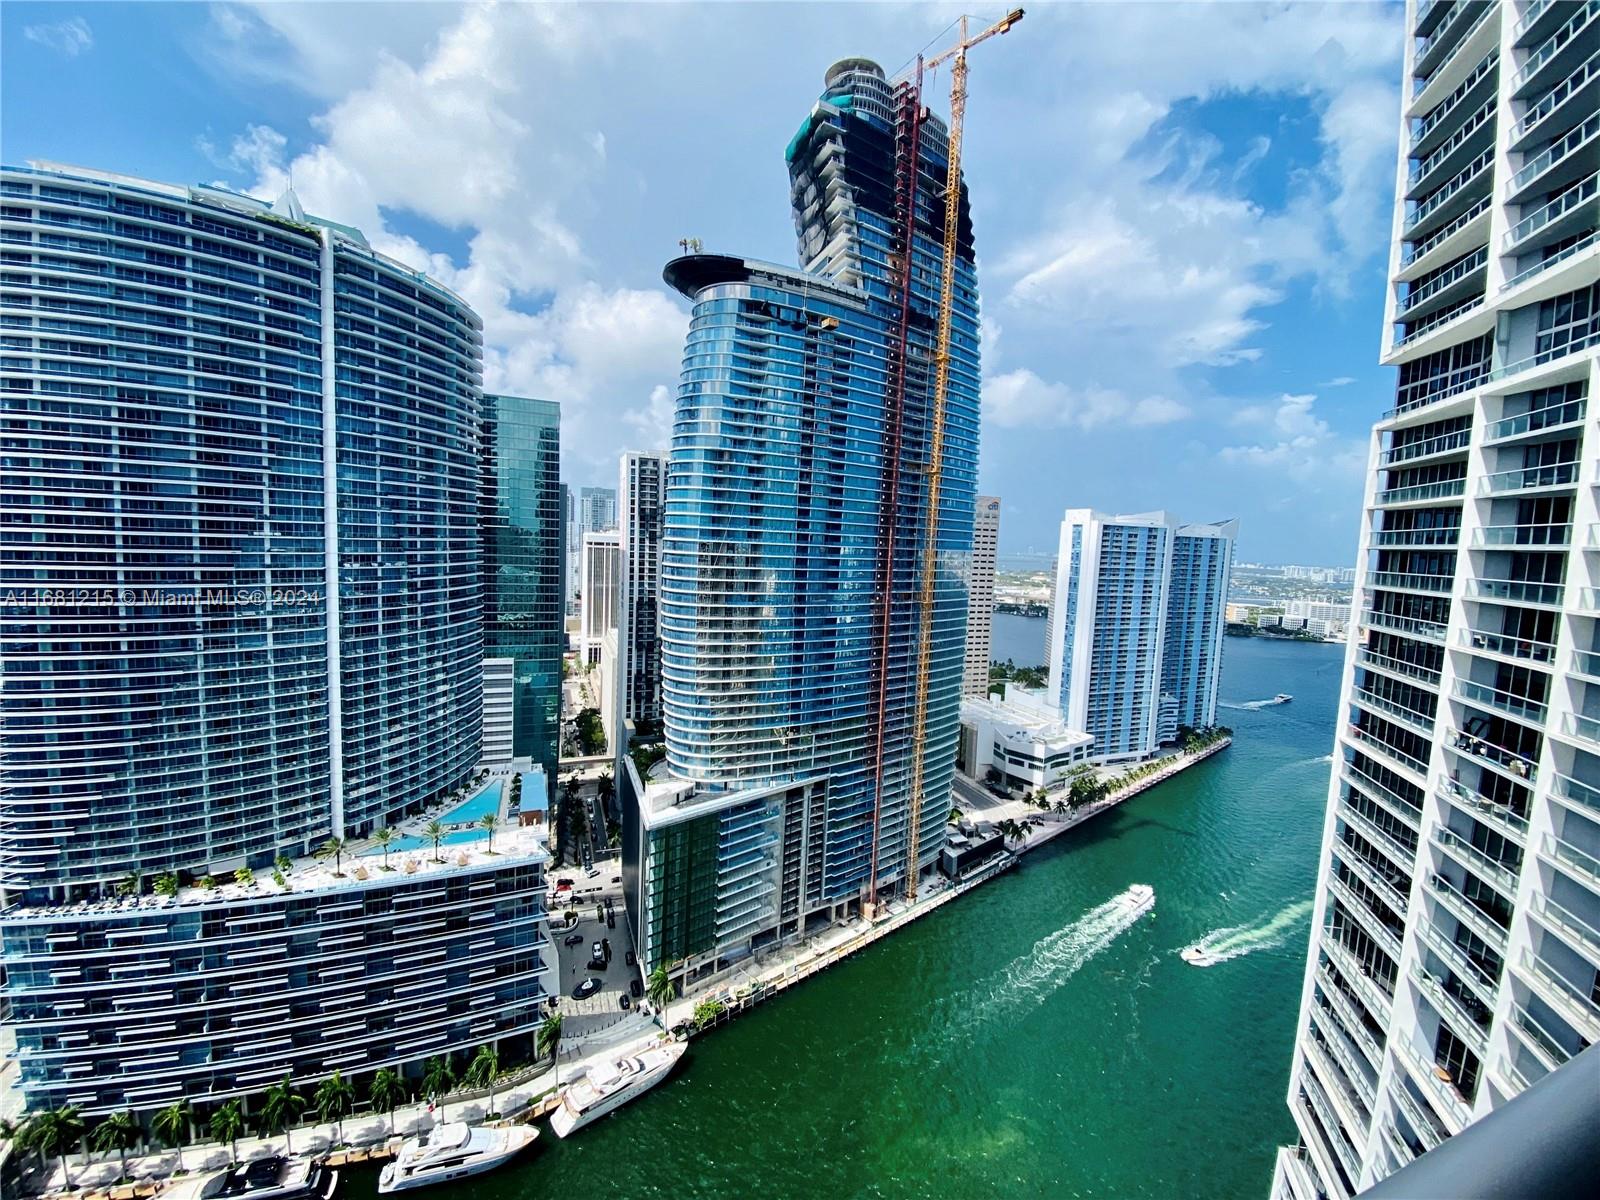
<box><xmin>549</xmin><ymin>868</ymin><xmax>643</xmax><ymax>1044</ymax></box>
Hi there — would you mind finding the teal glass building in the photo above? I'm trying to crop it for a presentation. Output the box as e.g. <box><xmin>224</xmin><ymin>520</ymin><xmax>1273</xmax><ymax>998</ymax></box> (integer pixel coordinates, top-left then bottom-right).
<box><xmin>481</xmin><ymin>393</ymin><xmax>563</xmax><ymax>786</ymax></box>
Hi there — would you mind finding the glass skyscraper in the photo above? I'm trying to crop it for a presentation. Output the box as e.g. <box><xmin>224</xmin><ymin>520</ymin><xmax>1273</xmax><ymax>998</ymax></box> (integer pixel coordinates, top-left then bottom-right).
<box><xmin>623</xmin><ymin>57</ymin><xmax>980</xmax><ymax>974</ymax></box>
<box><xmin>1274</xmin><ymin>3</ymin><xmax>1599</xmax><ymax>1196</ymax></box>
<box><xmin>481</xmin><ymin>393</ymin><xmax>563</xmax><ymax>784</ymax></box>
<box><xmin>0</xmin><ymin>163</ymin><xmax>553</xmax><ymax>1117</ymax></box>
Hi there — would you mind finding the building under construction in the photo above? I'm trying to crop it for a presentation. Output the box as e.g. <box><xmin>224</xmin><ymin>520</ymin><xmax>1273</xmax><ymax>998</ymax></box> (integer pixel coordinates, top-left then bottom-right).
<box><xmin>622</xmin><ymin>47</ymin><xmax>999</xmax><ymax>978</ymax></box>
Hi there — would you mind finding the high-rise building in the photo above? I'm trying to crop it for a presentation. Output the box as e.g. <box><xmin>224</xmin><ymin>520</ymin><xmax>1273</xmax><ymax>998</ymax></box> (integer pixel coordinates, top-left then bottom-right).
<box><xmin>580</xmin><ymin>528</ymin><xmax>621</xmax><ymax>665</ymax></box>
<box><xmin>0</xmin><ymin>163</ymin><xmax>553</xmax><ymax>1116</ymax></box>
<box><xmin>481</xmin><ymin>393</ymin><xmax>563</xmax><ymax>784</ymax></box>
<box><xmin>1272</xmin><ymin>3</ymin><xmax>1600</xmax><ymax>1196</ymax></box>
<box><xmin>622</xmin><ymin>56</ymin><xmax>981</xmax><ymax>974</ymax></box>
<box><xmin>965</xmin><ymin>496</ymin><xmax>1001</xmax><ymax>696</ymax></box>
<box><xmin>1046</xmin><ymin>510</ymin><xmax>1235</xmax><ymax>762</ymax></box>
<box><xmin>617</xmin><ymin>450</ymin><xmax>666</xmax><ymax>737</ymax></box>
<box><xmin>562</xmin><ymin>481</ymin><xmax>579</xmax><ymax>616</ymax></box>
<box><xmin>580</xmin><ymin>485</ymin><xmax>617</xmax><ymax>534</ymax></box>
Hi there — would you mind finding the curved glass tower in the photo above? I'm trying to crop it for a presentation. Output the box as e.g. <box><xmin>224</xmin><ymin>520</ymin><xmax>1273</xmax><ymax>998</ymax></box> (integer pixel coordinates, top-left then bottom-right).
<box><xmin>628</xmin><ymin>57</ymin><xmax>980</xmax><ymax>967</ymax></box>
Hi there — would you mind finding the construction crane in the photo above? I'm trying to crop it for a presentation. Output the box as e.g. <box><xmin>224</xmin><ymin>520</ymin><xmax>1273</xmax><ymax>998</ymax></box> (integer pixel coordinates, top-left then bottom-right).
<box><xmin>901</xmin><ymin>8</ymin><xmax>1024</xmax><ymax>905</ymax></box>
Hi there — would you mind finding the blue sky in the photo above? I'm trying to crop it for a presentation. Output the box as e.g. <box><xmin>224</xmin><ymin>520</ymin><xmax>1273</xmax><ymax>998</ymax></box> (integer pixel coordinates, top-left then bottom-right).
<box><xmin>2</xmin><ymin>1</ymin><xmax>1408</xmax><ymax>564</ymax></box>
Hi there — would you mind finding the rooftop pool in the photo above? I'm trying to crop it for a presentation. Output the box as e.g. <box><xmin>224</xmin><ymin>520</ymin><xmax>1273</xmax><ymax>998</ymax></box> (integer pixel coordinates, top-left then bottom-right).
<box><xmin>441</xmin><ymin>779</ymin><xmax>502</xmax><ymax>827</ymax></box>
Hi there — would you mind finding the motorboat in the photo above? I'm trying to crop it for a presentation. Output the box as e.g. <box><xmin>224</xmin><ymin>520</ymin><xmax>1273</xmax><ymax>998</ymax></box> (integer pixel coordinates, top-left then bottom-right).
<box><xmin>549</xmin><ymin>1036</ymin><xmax>686</xmax><ymax>1138</ymax></box>
<box><xmin>377</xmin><ymin>1122</ymin><xmax>538</xmax><ymax>1193</ymax></box>
<box><xmin>1272</xmin><ymin>694</ymin><xmax>1293</xmax><ymax>704</ymax></box>
<box><xmin>1180</xmin><ymin>945</ymin><xmax>1218</xmax><ymax>967</ymax></box>
<box><xmin>165</xmin><ymin>1157</ymin><xmax>337</xmax><ymax>1200</ymax></box>
<box><xmin>1123</xmin><ymin>884</ymin><xmax>1156</xmax><ymax>919</ymax></box>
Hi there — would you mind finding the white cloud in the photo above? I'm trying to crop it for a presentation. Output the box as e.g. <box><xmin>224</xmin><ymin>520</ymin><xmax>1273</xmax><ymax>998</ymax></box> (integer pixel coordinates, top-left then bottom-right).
<box><xmin>24</xmin><ymin>17</ymin><xmax>93</xmax><ymax>57</ymax></box>
<box><xmin>1319</xmin><ymin>376</ymin><xmax>1357</xmax><ymax>388</ymax></box>
<box><xmin>985</xmin><ymin>369</ymin><xmax>1189</xmax><ymax>431</ymax></box>
<box><xmin>1219</xmin><ymin>393</ymin><xmax>1365</xmax><ymax>478</ymax></box>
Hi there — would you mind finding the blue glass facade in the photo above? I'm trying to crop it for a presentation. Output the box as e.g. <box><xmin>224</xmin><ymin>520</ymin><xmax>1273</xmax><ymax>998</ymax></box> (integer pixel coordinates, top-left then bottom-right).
<box><xmin>480</xmin><ymin>394</ymin><xmax>562</xmax><ymax>785</ymax></box>
<box><xmin>657</xmin><ymin>57</ymin><xmax>980</xmax><ymax>909</ymax></box>
<box><xmin>0</xmin><ymin>164</ymin><xmax>484</xmax><ymax>898</ymax></box>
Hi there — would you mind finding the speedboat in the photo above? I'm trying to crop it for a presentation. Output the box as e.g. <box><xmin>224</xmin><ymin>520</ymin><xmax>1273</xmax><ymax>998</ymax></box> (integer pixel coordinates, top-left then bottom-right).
<box><xmin>1123</xmin><ymin>884</ymin><xmax>1155</xmax><ymax>919</ymax></box>
<box><xmin>377</xmin><ymin>1122</ymin><xmax>538</xmax><ymax>1193</ymax></box>
<box><xmin>1180</xmin><ymin>945</ymin><xmax>1218</xmax><ymax>967</ymax></box>
<box><xmin>549</xmin><ymin>1036</ymin><xmax>686</xmax><ymax>1138</ymax></box>
<box><xmin>164</xmin><ymin>1157</ymin><xmax>337</xmax><ymax>1200</ymax></box>
<box><xmin>1273</xmin><ymin>693</ymin><xmax>1293</xmax><ymax>704</ymax></box>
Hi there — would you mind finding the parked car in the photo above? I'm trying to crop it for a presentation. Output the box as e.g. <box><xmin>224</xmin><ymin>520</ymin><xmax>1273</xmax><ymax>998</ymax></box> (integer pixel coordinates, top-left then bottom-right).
<box><xmin>555</xmin><ymin>877</ymin><xmax>575</xmax><ymax>887</ymax></box>
<box><xmin>605</xmin><ymin>912</ymin><xmax>615</xmax><ymax>929</ymax></box>
<box><xmin>571</xmin><ymin>977</ymin><xmax>601</xmax><ymax>1000</ymax></box>
<box><xmin>625</xmin><ymin>949</ymin><xmax>636</xmax><ymax>967</ymax></box>
<box><xmin>619</xmin><ymin>994</ymin><xmax>631</xmax><ymax>1011</ymax></box>
<box><xmin>630</xmin><ymin>979</ymin><xmax>643</xmax><ymax>999</ymax></box>
<box><xmin>592</xmin><ymin>941</ymin><xmax>604</xmax><ymax>962</ymax></box>
<box><xmin>563</xmin><ymin>932</ymin><xmax>584</xmax><ymax>947</ymax></box>
<box><xmin>585</xmin><ymin>866</ymin><xmax>601</xmax><ymax>879</ymax></box>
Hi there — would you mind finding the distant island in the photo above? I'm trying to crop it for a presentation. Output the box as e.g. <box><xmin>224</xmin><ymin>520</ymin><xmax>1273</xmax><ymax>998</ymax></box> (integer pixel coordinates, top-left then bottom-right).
<box><xmin>995</xmin><ymin>601</ymin><xmax>1049</xmax><ymax>617</ymax></box>
<box><xmin>1226</xmin><ymin>621</ymin><xmax>1330</xmax><ymax>643</ymax></box>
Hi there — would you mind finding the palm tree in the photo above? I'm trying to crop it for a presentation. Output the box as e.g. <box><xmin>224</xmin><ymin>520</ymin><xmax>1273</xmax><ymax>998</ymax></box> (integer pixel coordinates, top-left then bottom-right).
<box><xmin>151</xmin><ymin>1099</ymin><xmax>192</xmax><ymax>1172</ymax></box>
<box><xmin>89</xmin><ymin>1110</ymin><xmax>140</xmax><ymax>1183</ymax></box>
<box><xmin>645</xmin><ymin>965</ymin><xmax>675</xmax><ymax>1019</ymax></box>
<box><xmin>372</xmin><ymin>827</ymin><xmax>396</xmax><ymax>870</ymax></box>
<box><xmin>314</xmin><ymin>836</ymin><xmax>347</xmax><ymax>876</ymax></box>
<box><xmin>22</xmin><ymin>1105</ymin><xmax>84</xmax><ymax>1189</ymax></box>
<box><xmin>313</xmin><ymin>1071</ymin><xmax>355</xmax><ymax>1148</ymax></box>
<box><xmin>367</xmin><ymin>1068</ymin><xmax>407</xmax><ymax>1138</ymax></box>
<box><xmin>421</xmin><ymin>1056</ymin><xmax>454</xmax><ymax>1103</ymax></box>
<box><xmin>209</xmin><ymin>1100</ymin><xmax>244</xmax><ymax>1164</ymax></box>
<box><xmin>424</xmin><ymin>820</ymin><xmax>446</xmax><ymax>863</ymax></box>
<box><xmin>535</xmin><ymin>1012</ymin><xmax>563</xmax><ymax>1073</ymax></box>
<box><xmin>479</xmin><ymin>813</ymin><xmax>499</xmax><ymax>854</ymax></box>
<box><xmin>464</xmin><ymin>1045</ymin><xmax>500</xmax><ymax>1118</ymax></box>
<box><xmin>260</xmin><ymin>1074</ymin><xmax>306</xmax><ymax>1155</ymax></box>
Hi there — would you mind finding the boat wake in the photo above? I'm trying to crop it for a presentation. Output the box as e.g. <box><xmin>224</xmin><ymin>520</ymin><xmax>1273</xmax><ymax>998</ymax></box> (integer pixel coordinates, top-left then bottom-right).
<box><xmin>1294</xmin><ymin>754</ymin><xmax>1334</xmax><ymax>767</ymax></box>
<box><xmin>1180</xmin><ymin>899</ymin><xmax>1314</xmax><ymax>967</ymax></box>
<box><xmin>981</xmin><ymin>886</ymin><xmax>1155</xmax><ymax>1015</ymax></box>
<box><xmin>1220</xmin><ymin>696</ymin><xmax>1290</xmax><ymax>711</ymax></box>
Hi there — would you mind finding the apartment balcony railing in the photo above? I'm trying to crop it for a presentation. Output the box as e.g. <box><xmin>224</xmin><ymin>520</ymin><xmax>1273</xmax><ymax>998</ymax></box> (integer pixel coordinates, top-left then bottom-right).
<box><xmin>1413</xmin><ymin>49</ymin><xmax>1498</xmax><ymax>150</ymax></box>
<box><xmin>1512</xmin><ymin>1</ymin><xmax>1600</xmax><ymax>92</ymax></box>
<box><xmin>1371</xmin><ymin>524</ymin><xmax>1461</xmax><ymax>548</ymax></box>
<box><xmin>1502</xmin><ymin>230</ymin><xmax>1600</xmax><ymax>294</ymax></box>
<box><xmin>1519</xmin><ymin>948</ymin><xmax>1600</xmax><ymax>1041</ymax></box>
<box><xmin>1398</xmin><ymin>245</ymin><xmax>1489</xmax><ymax>317</ymax></box>
<box><xmin>1337</xmin><ymin>842</ymin><xmax>1412</xmax><ymax>919</ymax></box>
<box><xmin>1508</xmin><ymin>112</ymin><xmax>1599</xmax><ymax>195</ymax></box>
<box><xmin>1441</xmin><ymin>777</ymin><xmax>1530</xmax><ymax>841</ymax></box>
<box><xmin>1386</xmin><ymin>355</ymin><xmax>1490</xmax><ymax>418</ymax></box>
<box><xmin>1417</xmin><ymin>0</ymin><xmax>1482</xmax><ymax>73</ymax></box>
<box><xmin>1432</xmin><ymin>825</ymin><xmax>1522</xmax><ymax>891</ymax></box>
<box><xmin>1389</xmin><ymin>1028</ymin><xmax>1471</xmax><ymax>1132</ymax></box>
<box><xmin>1306</xmin><ymin>1028</ymin><xmax>1374</xmax><ymax>1132</ymax></box>
<box><xmin>1428</xmin><ymin>870</ymin><xmax>1511</xmax><ymax>953</ymax></box>
<box><xmin>1381</xmin><ymin>427</ymin><xmax>1472</xmax><ymax>464</ymax></box>
<box><xmin>1317</xmin><ymin>963</ymin><xmax>1387</xmax><ymax>1065</ymax></box>
<box><xmin>1369</xmin><ymin>569</ymin><xmax>1456</xmax><ymax>593</ymax></box>
<box><xmin>1362</xmin><ymin>608</ymin><xmax>1449</xmax><ymax>642</ymax></box>
<box><xmin>1506</xmin><ymin>172</ymin><xmax>1598</xmax><ymax>249</ymax></box>
<box><xmin>1541</xmin><ymin>831</ymin><xmax>1600</xmax><ymax>892</ymax></box>
<box><xmin>1354</xmin><ymin>686</ymin><xmax>1437</xmax><ymax>734</ymax></box>
<box><xmin>1516</xmin><ymin>0</ymin><xmax>1558</xmax><ymax>39</ymax></box>
<box><xmin>1274</xmin><ymin>1145</ymin><xmax>1322</xmax><ymax>1200</ymax></box>
<box><xmin>1388</xmin><ymin>1075</ymin><xmax>1447</xmax><ymax>1155</ymax></box>
<box><xmin>1300</xmin><ymin>1068</ymin><xmax>1365</xmax><ymax>1183</ymax></box>
<box><xmin>1573</xmin><ymin>651</ymin><xmax>1600</xmax><ymax>682</ymax></box>
<box><xmin>1343</xmin><ymin>760</ymin><xmax>1425</xmax><ymax>830</ymax></box>
<box><xmin>1417</xmin><ymin>913</ymin><xmax>1503</xmax><ymax>1000</ymax></box>
<box><xmin>1412</xmin><ymin>961</ymin><xmax>1492</xmax><ymax>1055</ymax></box>
<box><xmin>1416</xmin><ymin>1</ymin><xmax>1501</xmax><ymax>99</ymax></box>
<box><xmin>1485</xmin><ymin>395</ymin><xmax>1587</xmax><ymax>442</ymax></box>
<box><xmin>1339</xmin><ymin>792</ymin><xmax>1421</xmax><ymax>872</ymax></box>
<box><xmin>1509</xmin><ymin>998</ymin><xmax>1570</xmax><ymax>1073</ymax></box>
<box><xmin>1330</xmin><ymin>872</ymin><xmax>1406</xmax><ymax>962</ymax></box>
<box><xmin>1401</xmin><ymin>195</ymin><xmax>1492</xmax><ymax>270</ymax></box>
<box><xmin>1479</xmin><ymin>461</ymin><xmax>1580</xmax><ymax>495</ymax></box>
<box><xmin>1323</xmin><ymin>930</ymin><xmax>1397</xmax><ymax>1013</ymax></box>
<box><xmin>1558</xmin><ymin>711</ymin><xmax>1600</xmax><ymax>751</ymax></box>
<box><xmin>1580</xmin><ymin>588</ymin><xmax>1600</xmax><ymax>613</ymax></box>
<box><xmin>1405</xmin><ymin>147</ymin><xmax>1495</xmax><ymax>235</ymax></box>
<box><xmin>1551</xmin><ymin>771</ymin><xmax>1600</xmax><ymax>816</ymax></box>
<box><xmin>1408</xmin><ymin>96</ymin><xmax>1496</xmax><ymax>190</ymax></box>
<box><xmin>1529</xmin><ymin>890</ymin><xmax>1600</xmax><ymax>958</ymax></box>
<box><xmin>1469</xmin><ymin>521</ymin><xmax>1572</xmax><ymax>546</ymax></box>
<box><xmin>1453</xmin><ymin>677</ymin><xmax>1548</xmax><ymax>724</ymax></box>
<box><xmin>1458</xmin><ymin>626</ymin><xmax>1557</xmax><ymax>664</ymax></box>
<box><xmin>1393</xmin><ymin>295</ymin><xmax>1486</xmax><ymax>350</ymax></box>
<box><xmin>1514</xmin><ymin>49</ymin><xmax>1600</xmax><ymax>142</ymax></box>
<box><xmin>1463</xmin><ymin>576</ymin><xmax>1565</xmax><ymax>607</ymax></box>
<box><xmin>1375</xmin><ymin>478</ymin><xmax>1467</xmax><ymax>505</ymax></box>
<box><xmin>1357</xmin><ymin>645</ymin><xmax>1442</xmax><ymax>686</ymax></box>
<box><xmin>1348</xmin><ymin>724</ymin><xmax>1433</xmax><ymax>778</ymax></box>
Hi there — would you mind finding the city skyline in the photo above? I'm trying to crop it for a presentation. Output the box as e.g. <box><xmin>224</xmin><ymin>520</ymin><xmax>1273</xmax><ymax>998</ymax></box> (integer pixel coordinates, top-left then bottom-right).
<box><xmin>1</xmin><ymin>0</ymin><xmax>1413</xmax><ymax>564</ymax></box>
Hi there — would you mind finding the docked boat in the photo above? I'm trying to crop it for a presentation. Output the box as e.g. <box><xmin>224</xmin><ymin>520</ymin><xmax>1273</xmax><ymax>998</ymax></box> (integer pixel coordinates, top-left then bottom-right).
<box><xmin>377</xmin><ymin>1122</ymin><xmax>538</xmax><ymax>1193</ymax></box>
<box><xmin>165</xmin><ymin>1157</ymin><xmax>337</xmax><ymax>1200</ymax></box>
<box><xmin>1272</xmin><ymin>693</ymin><xmax>1293</xmax><ymax>704</ymax></box>
<box><xmin>549</xmin><ymin>1036</ymin><xmax>686</xmax><ymax>1138</ymax></box>
<box><xmin>1123</xmin><ymin>883</ymin><xmax>1156</xmax><ymax>919</ymax></box>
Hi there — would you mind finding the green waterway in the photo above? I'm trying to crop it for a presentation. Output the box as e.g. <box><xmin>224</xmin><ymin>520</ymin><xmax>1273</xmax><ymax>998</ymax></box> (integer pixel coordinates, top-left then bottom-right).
<box><xmin>361</xmin><ymin>637</ymin><xmax>1345</xmax><ymax>1198</ymax></box>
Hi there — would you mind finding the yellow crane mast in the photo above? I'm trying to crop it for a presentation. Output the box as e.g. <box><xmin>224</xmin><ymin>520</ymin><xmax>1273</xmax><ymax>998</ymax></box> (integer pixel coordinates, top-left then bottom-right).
<box><xmin>903</xmin><ymin>9</ymin><xmax>1023</xmax><ymax>904</ymax></box>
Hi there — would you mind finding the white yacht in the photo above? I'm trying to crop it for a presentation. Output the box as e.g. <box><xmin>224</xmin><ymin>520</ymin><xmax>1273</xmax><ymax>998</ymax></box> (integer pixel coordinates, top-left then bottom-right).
<box><xmin>549</xmin><ymin>1036</ymin><xmax>686</xmax><ymax>1138</ymax></box>
<box><xmin>1123</xmin><ymin>883</ymin><xmax>1156</xmax><ymax>919</ymax></box>
<box><xmin>377</xmin><ymin>1122</ymin><xmax>538</xmax><ymax>1193</ymax></box>
<box><xmin>165</xmin><ymin>1157</ymin><xmax>337</xmax><ymax>1200</ymax></box>
<box><xmin>1180</xmin><ymin>944</ymin><xmax>1218</xmax><ymax>967</ymax></box>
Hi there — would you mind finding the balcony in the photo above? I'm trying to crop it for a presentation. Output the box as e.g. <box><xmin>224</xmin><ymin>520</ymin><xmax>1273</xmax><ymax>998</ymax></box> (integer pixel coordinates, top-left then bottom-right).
<box><xmin>1506</xmin><ymin>172</ymin><xmax>1598</xmax><ymax>252</ymax></box>
<box><xmin>1508</xmin><ymin>998</ymin><xmax>1571</xmax><ymax>1073</ymax></box>
<box><xmin>1368</xmin><ymin>569</ymin><xmax>1455</xmax><ymax>594</ymax></box>
<box><xmin>1415</xmin><ymin>2</ymin><xmax>1502</xmax><ymax>109</ymax></box>
<box><xmin>1405</xmin><ymin>147</ymin><xmax>1495</xmax><ymax>239</ymax></box>
<box><xmin>1374</xmin><ymin>477</ymin><xmax>1467</xmax><ymax>506</ymax></box>
<box><xmin>1339</xmin><ymin>791</ymin><xmax>1422</xmax><ymax>869</ymax></box>
<box><xmin>1397</xmin><ymin>245</ymin><xmax>1490</xmax><ymax>321</ymax></box>
<box><xmin>1502</xmin><ymin>230</ymin><xmax>1600</xmax><ymax>294</ymax></box>
<box><xmin>1306</xmin><ymin>1027</ymin><xmax>1373</xmax><ymax>1133</ymax></box>
<box><xmin>1428</xmin><ymin>870</ymin><xmax>1511</xmax><ymax>953</ymax></box>
<box><xmin>1348</xmin><ymin>724</ymin><xmax>1433</xmax><ymax>778</ymax></box>
<box><xmin>1512</xmin><ymin>0</ymin><xmax>1600</xmax><ymax>96</ymax></box>
<box><xmin>1469</xmin><ymin>521</ymin><xmax>1572</xmax><ymax>546</ymax></box>
<box><xmin>1407</xmin><ymin>96</ymin><xmax>1496</xmax><ymax>196</ymax></box>
<box><xmin>1354</xmin><ymin>686</ymin><xmax>1437</xmax><ymax>735</ymax></box>
<box><xmin>1540</xmin><ymin>831</ymin><xmax>1600</xmax><ymax>893</ymax></box>
<box><xmin>1388</xmin><ymin>1075</ymin><xmax>1447</xmax><ymax>1155</ymax></box>
<box><xmin>1323</xmin><ymin>930</ymin><xmax>1397</xmax><ymax>1013</ymax></box>
<box><xmin>1440</xmin><ymin>777</ymin><xmax>1530</xmax><ymax>842</ymax></box>
<box><xmin>1512</xmin><ymin>49</ymin><xmax>1600</xmax><ymax>147</ymax></box>
<box><xmin>1507</xmin><ymin>112</ymin><xmax>1599</xmax><ymax>201</ymax></box>
<box><xmin>1412</xmin><ymin>48</ymin><xmax>1498</xmax><ymax>154</ymax></box>
<box><xmin>1463</xmin><ymin>576</ymin><xmax>1565</xmax><ymax>607</ymax></box>
<box><xmin>1453</xmin><ymin>677</ymin><xmax>1548</xmax><ymax>724</ymax></box>
<box><xmin>1551</xmin><ymin>771</ymin><xmax>1600</xmax><ymax>816</ymax></box>
<box><xmin>1457</xmin><ymin>626</ymin><xmax>1557</xmax><ymax>664</ymax></box>
<box><xmin>1479</xmin><ymin>460</ymin><xmax>1580</xmax><ymax>495</ymax></box>
<box><xmin>1362</xmin><ymin>608</ymin><xmax>1449</xmax><ymax>642</ymax></box>
<box><xmin>1412</xmin><ymin>961</ymin><xmax>1492</xmax><ymax>1055</ymax></box>
<box><xmin>1380</xmin><ymin>427</ymin><xmax>1472</xmax><ymax>464</ymax></box>
<box><xmin>1557</xmin><ymin>711</ymin><xmax>1600</xmax><ymax>752</ymax></box>
<box><xmin>1300</xmin><ymin>1068</ymin><xmax>1365</xmax><ymax>1184</ymax></box>
<box><xmin>1357</xmin><ymin>645</ymin><xmax>1442</xmax><ymax>686</ymax></box>
<box><xmin>1417</xmin><ymin>913</ymin><xmax>1503</xmax><ymax>1000</ymax></box>
<box><xmin>1389</xmin><ymin>1028</ymin><xmax>1472</xmax><ymax>1131</ymax></box>
<box><xmin>1485</xmin><ymin>393</ymin><xmax>1587</xmax><ymax>442</ymax></box>
<box><xmin>1336</xmin><ymin>842</ymin><xmax>1412</xmax><ymax>919</ymax></box>
<box><xmin>1399</xmin><ymin>195</ymin><xmax>1491</xmax><ymax>277</ymax></box>
<box><xmin>1432</xmin><ymin>825</ymin><xmax>1521</xmax><ymax>892</ymax></box>
<box><xmin>1518</xmin><ymin>948</ymin><xmax>1600</xmax><ymax>1042</ymax></box>
<box><xmin>1574</xmin><ymin>649</ymin><xmax>1600</xmax><ymax>680</ymax></box>
<box><xmin>1529</xmin><ymin>890</ymin><xmax>1600</xmax><ymax>957</ymax></box>
<box><xmin>1329</xmin><ymin>873</ymin><xmax>1405</xmax><ymax>961</ymax></box>
<box><xmin>1317</xmin><ymin>964</ymin><xmax>1387</xmax><ymax>1065</ymax></box>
